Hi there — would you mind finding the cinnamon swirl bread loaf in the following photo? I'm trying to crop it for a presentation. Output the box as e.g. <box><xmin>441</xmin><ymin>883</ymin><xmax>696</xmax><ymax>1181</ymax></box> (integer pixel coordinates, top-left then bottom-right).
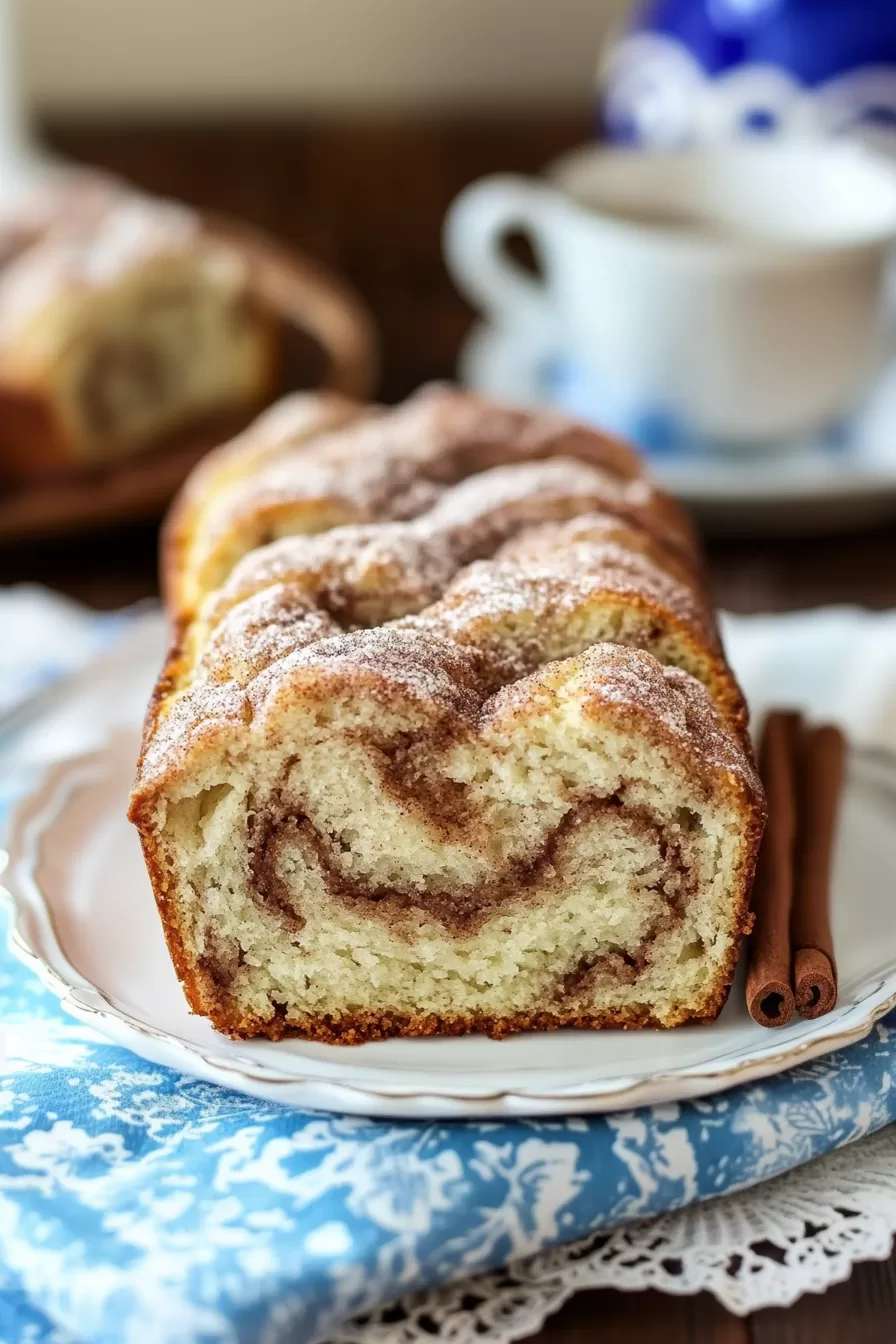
<box><xmin>0</xmin><ymin>194</ymin><xmax>278</xmax><ymax>476</ymax></box>
<box><xmin>131</xmin><ymin>385</ymin><xmax>764</xmax><ymax>1042</ymax></box>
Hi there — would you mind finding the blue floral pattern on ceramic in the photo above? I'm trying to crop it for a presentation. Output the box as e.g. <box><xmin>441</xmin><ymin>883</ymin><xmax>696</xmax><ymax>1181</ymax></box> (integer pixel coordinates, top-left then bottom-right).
<box><xmin>603</xmin><ymin>1</ymin><xmax>896</xmax><ymax>150</ymax></box>
<box><xmin>3</xmin><ymin>614</ymin><xmax>896</xmax><ymax>1343</ymax></box>
<box><xmin>543</xmin><ymin>356</ymin><xmax>853</xmax><ymax>460</ymax></box>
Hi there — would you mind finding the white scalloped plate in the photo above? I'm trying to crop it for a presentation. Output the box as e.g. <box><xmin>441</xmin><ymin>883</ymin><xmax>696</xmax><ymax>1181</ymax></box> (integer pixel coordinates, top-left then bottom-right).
<box><xmin>5</xmin><ymin>720</ymin><xmax>896</xmax><ymax>1117</ymax></box>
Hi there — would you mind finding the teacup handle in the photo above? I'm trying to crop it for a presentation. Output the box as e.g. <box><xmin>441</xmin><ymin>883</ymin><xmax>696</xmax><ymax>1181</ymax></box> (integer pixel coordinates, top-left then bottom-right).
<box><xmin>443</xmin><ymin>175</ymin><xmax>561</xmax><ymax>342</ymax></box>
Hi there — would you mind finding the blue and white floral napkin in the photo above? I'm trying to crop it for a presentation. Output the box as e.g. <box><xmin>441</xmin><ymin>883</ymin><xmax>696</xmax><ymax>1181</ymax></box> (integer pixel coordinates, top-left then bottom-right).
<box><xmin>3</xmin><ymin>589</ymin><xmax>896</xmax><ymax>1344</ymax></box>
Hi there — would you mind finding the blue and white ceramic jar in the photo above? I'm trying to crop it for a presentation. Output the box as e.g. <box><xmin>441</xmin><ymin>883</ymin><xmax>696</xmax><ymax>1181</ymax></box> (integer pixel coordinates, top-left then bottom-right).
<box><xmin>602</xmin><ymin>0</ymin><xmax>896</xmax><ymax>153</ymax></box>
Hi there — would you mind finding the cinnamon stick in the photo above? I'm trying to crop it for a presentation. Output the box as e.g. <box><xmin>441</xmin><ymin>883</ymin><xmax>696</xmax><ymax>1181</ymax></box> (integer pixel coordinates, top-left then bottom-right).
<box><xmin>746</xmin><ymin>711</ymin><xmax>800</xmax><ymax>1028</ymax></box>
<box><xmin>791</xmin><ymin>724</ymin><xmax>844</xmax><ymax>1019</ymax></box>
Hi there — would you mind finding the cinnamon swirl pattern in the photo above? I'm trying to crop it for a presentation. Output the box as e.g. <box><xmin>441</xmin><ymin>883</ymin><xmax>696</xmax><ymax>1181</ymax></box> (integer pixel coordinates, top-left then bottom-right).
<box><xmin>131</xmin><ymin>385</ymin><xmax>764</xmax><ymax>1042</ymax></box>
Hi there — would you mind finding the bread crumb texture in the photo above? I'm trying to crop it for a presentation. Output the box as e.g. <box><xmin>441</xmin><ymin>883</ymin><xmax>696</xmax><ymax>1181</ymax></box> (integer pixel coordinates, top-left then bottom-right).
<box><xmin>132</xmin><ymin>385</ymin><xmax>765</xmax><ymax>1042</ymax></box>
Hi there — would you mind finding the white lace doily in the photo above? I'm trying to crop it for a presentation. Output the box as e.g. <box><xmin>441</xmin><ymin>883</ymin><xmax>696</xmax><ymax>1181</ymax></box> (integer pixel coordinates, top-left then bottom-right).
<box><xmin>335</xmin><ymin>1124</ymin><xmax>896</xmax><ymax>1341</ymax></box>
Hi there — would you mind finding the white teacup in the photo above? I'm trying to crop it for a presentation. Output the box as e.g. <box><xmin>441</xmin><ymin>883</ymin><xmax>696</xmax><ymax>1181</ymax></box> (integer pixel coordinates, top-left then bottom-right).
<box><xmin>444</xmin><ymin>142</ymin><xmax>896</xmax><ymax>446</ymax></box>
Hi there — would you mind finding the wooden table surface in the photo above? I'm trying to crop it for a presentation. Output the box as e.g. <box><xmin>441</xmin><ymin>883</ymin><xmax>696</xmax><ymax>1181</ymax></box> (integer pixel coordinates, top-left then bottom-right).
<box><xmin>5</xmin><ymin>115</ymin><xmax>896</xmax><ymax>1343</ymax></box>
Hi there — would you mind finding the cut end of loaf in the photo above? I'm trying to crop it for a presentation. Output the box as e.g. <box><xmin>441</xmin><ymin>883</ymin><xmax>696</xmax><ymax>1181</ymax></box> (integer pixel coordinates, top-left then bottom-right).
<box><xmin>132</xmin><ymin>638</ymin><xmax>763</xmax><ymax>1043</ymax></box>
<box><xmin>132</xmin><ymin>388</ymin><xmax>763</xmax><ymax>1043</ymax></box>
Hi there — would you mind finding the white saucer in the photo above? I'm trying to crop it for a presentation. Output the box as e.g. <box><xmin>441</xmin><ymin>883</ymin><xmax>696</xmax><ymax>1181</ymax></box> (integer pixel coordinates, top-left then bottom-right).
<box><xmin>460</xmin><ymin>323</ymin><xmax>896</xmax><ymax>536</ymax></box>
<box><xmin>6</xmin><ymin>721</ymin><xmax>896</xmax><ymax>1118</ymax></box>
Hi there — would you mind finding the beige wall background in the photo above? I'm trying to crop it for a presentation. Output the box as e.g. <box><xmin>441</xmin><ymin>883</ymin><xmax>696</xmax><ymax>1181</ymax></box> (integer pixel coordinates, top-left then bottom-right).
<box><xmin>18</xmin><ymin>0</ymin><xmax>628</xmax><ymax>114</ymax></box>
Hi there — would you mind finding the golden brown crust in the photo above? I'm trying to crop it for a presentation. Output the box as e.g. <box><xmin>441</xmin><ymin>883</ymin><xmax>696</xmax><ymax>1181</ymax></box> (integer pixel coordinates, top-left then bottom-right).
<box><xmin>195</xmin><ymin>1006</ymin><xmax>728</xmax><ymax>1044</ymax></box>
<box><xmin>161</xmin><ymin>391</ymin><xmax>366</xmax><ymax>609</ymax></box>
<box><xmin>165</xmin><ymin>936</ymin><xmax>753</xmax><ymax>1043</ymax></box>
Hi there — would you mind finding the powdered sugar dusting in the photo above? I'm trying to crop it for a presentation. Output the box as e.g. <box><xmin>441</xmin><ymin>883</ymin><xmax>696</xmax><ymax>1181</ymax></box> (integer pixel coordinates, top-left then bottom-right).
<box><xmin>201</xmin><ymin>456</ymin><xmax>700</xmax><ymax>641</ymax></box>
<box><xmin>183</xmin><ymin>385</ymin><xmax>677</xmax><ymax>596</ymax></box>
<box><xmin>137</xmin><ymin>385</ymin><xmax>755</xmax><ymax>799</ymax></box>
<box><xmin>202</xmin><ymin>585</ymin><xmax>341</xmax><ymax>685</ymax></box>
<box><xmin>288</xmin><ymin>625</ymin><xmax>487</xmax><ymax>718</ymax></box>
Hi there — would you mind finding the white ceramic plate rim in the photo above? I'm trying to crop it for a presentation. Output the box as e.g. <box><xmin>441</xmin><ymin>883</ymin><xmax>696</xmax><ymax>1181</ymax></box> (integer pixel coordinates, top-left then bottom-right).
<box><xmin>5</xmin><ymin>731</ymin><xmax>896</xmax><ymax>1117</ymax></box>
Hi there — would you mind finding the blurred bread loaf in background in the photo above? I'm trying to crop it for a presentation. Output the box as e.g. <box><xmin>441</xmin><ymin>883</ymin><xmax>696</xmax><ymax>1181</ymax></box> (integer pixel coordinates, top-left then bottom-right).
<box><xmin>0</xmin><ymin>168</ymin><xmax>120</xmax><ymax>269</ymax></box>
<box><xmin>0</xmin><ymin>180</ymin><xmax>279</xmax><ymax>477</ymax></box>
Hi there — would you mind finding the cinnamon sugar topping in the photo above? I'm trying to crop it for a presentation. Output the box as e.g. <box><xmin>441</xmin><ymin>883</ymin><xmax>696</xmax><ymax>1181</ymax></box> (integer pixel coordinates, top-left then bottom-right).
<box><xmin>137</xmin><ymin>387</ymin><xmax>753</xmax><ymax>794</ymax></box>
